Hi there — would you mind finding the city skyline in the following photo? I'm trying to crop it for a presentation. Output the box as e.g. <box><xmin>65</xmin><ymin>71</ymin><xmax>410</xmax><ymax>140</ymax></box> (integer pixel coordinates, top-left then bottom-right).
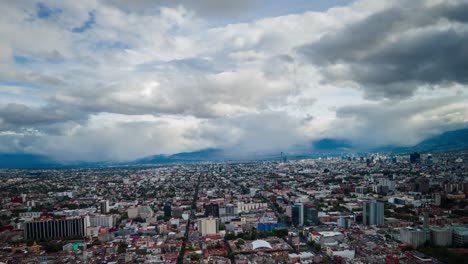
<box><xmin>1</xmin><ymin>0</ymin><xmax>468</xmax><ymax>163</ymax></box>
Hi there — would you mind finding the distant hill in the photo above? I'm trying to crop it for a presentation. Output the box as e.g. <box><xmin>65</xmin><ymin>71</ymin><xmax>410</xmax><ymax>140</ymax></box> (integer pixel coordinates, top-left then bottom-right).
<box><xmin>133</xmin><ymin>148</ymin><xmax>226</xmax><ymax>164</ymax></box>
<box><xmin>379</xmin><ymin>128</ymin><xmax>468</xmax><ymax>154</ymax></box>
<box><xmin>0</xmin><ymin>154</ymin><xmax>59</xmax><ymax>169</ymax></box>
<box><xmin>412</xmin><ymin>128</ymin><xmax>468</xmax><ymax>151</ymax></box>
<box><xmin>312</xmin><ymin>138</ymin><xmax>353</xmax><ymax>152</ymax></box>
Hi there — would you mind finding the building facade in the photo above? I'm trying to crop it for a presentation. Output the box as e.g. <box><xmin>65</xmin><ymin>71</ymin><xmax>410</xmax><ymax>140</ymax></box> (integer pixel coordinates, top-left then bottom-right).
<box><xmin>24</xmin><ymin>216</ymin><xmax>88</xmax><ymax>240</ymax></box>
<box><xmin>304</xmin><ymin>204</ymin><xmax>319</xmax><ymax>226</ymax></box>
<box><xmin>198</xmin><ymin>217</ymin><xmax>219</xmax><ymax>236</ymax></box>
<box><xmin>291</xmin><ymin>204</ymin><xmax>304</xmax><ymax>226</ymax></box>
<box><xmin>362</xmin><ymin>200</ymin><xmax>384</xmax><ymax>226</ymax></box>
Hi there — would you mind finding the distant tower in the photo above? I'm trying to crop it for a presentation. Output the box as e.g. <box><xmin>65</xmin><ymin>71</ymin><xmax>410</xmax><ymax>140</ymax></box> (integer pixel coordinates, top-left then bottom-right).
<box><xmin>423</xmin><ymin>211</ymin><xmax>429</xmax><ymax>230</ymax></box>
<box><xmin>100</xmin><ymin>200</ymin><xmax>109</xmax><ymax>214</ymax></box>
<box><xmin>280</xmin><ymin>152</ymin><xmax>287</xmax><ymax>163</ymax></box>
<box><xmin>363</xmin><ymin>200</ymin><xmax>384</xmax><ymax>226</ymax></box>
<box><xmin>291</xmin><ymin>204</ymin><xmax>304</xmax><ymax>226</ymax></box>
<box><xmin>164</xmin><ymin>202</ymin><xmax>172</xmax><ymax>218</ymax></box>
<box><xmin>410</xmin><ymin>152</ymin><xmax>421</xmax><ymax>164</ymax></box>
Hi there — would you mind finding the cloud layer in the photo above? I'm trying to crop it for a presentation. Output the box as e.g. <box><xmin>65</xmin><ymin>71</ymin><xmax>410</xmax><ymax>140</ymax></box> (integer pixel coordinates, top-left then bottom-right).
<box><xmin>0</xmin><ymin>0</ymin><xmax>467</xmax><ymax>162</ymax></box>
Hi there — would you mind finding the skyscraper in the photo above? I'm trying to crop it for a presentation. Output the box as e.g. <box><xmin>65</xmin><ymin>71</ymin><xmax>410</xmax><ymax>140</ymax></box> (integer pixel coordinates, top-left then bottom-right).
<box><xmin>204</xmin><ymin>202</ymin><xmax>220</xmax><ymax>217</ymax></box>
<box><xmin>414</xmin><ymin>178</ymin><xmax>429</xmax><ymax>194</ymax></box>
<box><xmin>197</xmin><ymin>217</ymin><xmax>219</xmax><ymax>236</ymax></box>
<box><xmin>291</xmin><ymin>204</ymin><xmax>304</xmax><ymax>226</ymax></box>
<box><xmin>410</xmin><ymin>152</ymin><xmax>421</xmax><ymax>164</ymax></box>
<box><xmin>164</xmin><ymin>202</ymin><xmax>172</xmax><ymax>218</ymax></box>
<box><xmin>100</xmin><ymin>200</ymin><xmax>109</xmax><ymax>214</ymax></box>
<box><xmin>362</xmin><ymin>200</ymin><xmax>384</xmax><ymax>226</ymax></box>
<box><xmin>303</xmin><ymin>204</ymin><xmax>319</xmax><ymax>226</ymax></box>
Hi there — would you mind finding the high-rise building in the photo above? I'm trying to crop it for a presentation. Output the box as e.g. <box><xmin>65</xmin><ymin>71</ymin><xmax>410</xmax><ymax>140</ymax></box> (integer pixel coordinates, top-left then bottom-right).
<box><xmin>414</xmin><ymin>178</ymin><xmax>429</xmax><ymax>194</ymax></box>
<box><xmin>197</xmin><ymin>217</ymin><xmax>219</xmax><ymax>236</ymax></box>
<box><xmin>378</xmin><ymin>178</ymin><xmax>396</xmax><ymax>191</ymax></box>
<box><xmin>400</xmin><ymin>227</ymin><xmax>428</xmax><ymax>248</ymax></box>
<box><xmin>362</xmin><ymin>200</ymin><xmax>384</xmax><ymax>226</ymax></box>
<box><xmin>452</xmin><ymin>226</ymin><xmax>468</xmax><ymax>246</ymax></box>
<box><xmin>89</xmin><ymin>214</ymin><xmax>115</xmax><ymax>228</ymax></box>
<box><xmin>100</xmin><ymin>200</ymin><xmax>109</xmax><ymax>214</ymax></box>
<box><xmin>204</xmin><ymin>202</ymin><xmax>220</xmax><ymax>217</ymax></box>
<box><xmin>219</xmin><ymin>204</ymin><xmax>239</xmax><ymax>223</ymax></box>
<box><xmin>163</xmin><ymin>202</ymin><xmax>172</xmax><ymax>218</ymax></box>
<box><xmin>355</xmin><ymin>186</ymin><xmax>367</xmax><ymax>194</ymax></box>
<box><xmin>291</xmin><ymin>204</ymin><xmax>304</xmax><ymax>226</ymax></box>
<box><xmin>430</xmin><ymin>226</ymin><xmax>452</xmax><ymax>246</ymax></box>
<box><xmin>337</xmin><ymin>217</ymin><xmax>351</xmax><ymax>229</ymax></box>
<box><xmin>410</xmin><ymin>152</ymin><xmax>421</xmax><ymax>164</ymax></box>
<box><xmin>225</xmin><ymin>204</ymin><xmax>237</xmax><ymax>216</ymax></box>
<box><xmin>24</xmin><ymin>216</ymin><xmax>88</xmax><ymax>240</ymax></box>
<box><xmin>303</xmin><ymin>204</ymin><xmax>319</xmax><ymax>226</ymax></box>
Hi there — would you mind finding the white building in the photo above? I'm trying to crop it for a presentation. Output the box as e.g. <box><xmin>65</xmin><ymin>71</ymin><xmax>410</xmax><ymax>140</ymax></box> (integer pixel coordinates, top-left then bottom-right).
<box><xmin>197</xmin><ymin>217</ymin><xmax>219</xmax><ymax>236</ymax></box>
<box><xmin>311</xmin><ymin>231</ymin><xmax>344</xmax><ymax>245</ymax></box>
<box><xmin>237</xmin><ymin>202</ymin><xmax>267</xmax><ymax>213</ymax></box>
<box><xmin>326</xmin><ymin>247</ymin><xmax>355</xmax><ymax>260</ymax></box>
<box><xmin>400</xmin><ymin>227</ymin><xmax>429</xmax><ymax>248</ymax></box>
<box><xmin>430</xmin><ymin>226</ymin><xmax>452</xmax><ymax>246</ymax></box>
<box><xmin>89</xmin><ymin>214</ymin><xmax>115</xmax><ymax>228</ymax></box>
<box><xmin>19</xmin><ymin>212</ymin><xmax>42</xmax><ymax>218</ymax></box>
<box><xmin>127</xmin><ymin>205</ymin><xmax>154</xmax><ymax>219</ymax></box>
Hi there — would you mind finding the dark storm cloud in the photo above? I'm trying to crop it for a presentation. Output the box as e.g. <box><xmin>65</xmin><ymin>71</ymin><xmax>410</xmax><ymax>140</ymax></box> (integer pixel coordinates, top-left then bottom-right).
<box><xmin>0</xmin><ymin>103</ymin><xmax>82</xmax><ymax>128</ymax></box>
<box><xmin>298</xmin><ymin>0</ymin><xmax>468</xmax><ymax>99</ymax></box>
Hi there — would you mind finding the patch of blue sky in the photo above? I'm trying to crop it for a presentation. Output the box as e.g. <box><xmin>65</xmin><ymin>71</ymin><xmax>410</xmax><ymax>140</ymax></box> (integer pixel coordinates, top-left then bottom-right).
<box><xmin>36</xmin><ymin>2</ymin><xmax>62</xmax><ymax>19</ymax></box>
<box><xmin>0</xmin><ymin>83</ymin><xmax>46</xmax><ymax>107</ymax></box>
<box><xmin>94</xmin><ymin>41</ymin><xmax>130</xmax><ymax>50</ymax></box>
<box><xmin>14</xmin><ymin>54</ymin><xmax>63</xmax><ymax>65</ymax></box>
<box><xmin>208</xmin><ymin>0</ymin><xmax>352</xmax><ymax>26</ymax></box>
<box><xmin>0</xmin><ymin>91</ymin><xmax>45</xmax><ymax>107</ymax></box>
<box><xmin>0</xmin><ymin>80</ymin><xmax>49</xmax><ymax>91</ymax></box>
<box><xmin>255</xmin><ymin>0</ymin><xmax>352</xmax><ymax>16</ymax></box>
<box><xmin>72</xmin><ymin>12</ymin><xmax>96</xmax><ymax>33</ymax></box>
<box><xmin>14</xmin><ymin>56</ymin><xmax>34</xmax><ymax>65</ymax></box>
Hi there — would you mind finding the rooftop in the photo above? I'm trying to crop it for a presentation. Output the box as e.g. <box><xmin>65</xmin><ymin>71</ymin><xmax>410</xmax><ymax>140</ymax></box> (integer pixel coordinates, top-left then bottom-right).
<box><xmin>251</xmin><ymin>240</ymin><xmax>273</xmax><ymax>250</ymax></box>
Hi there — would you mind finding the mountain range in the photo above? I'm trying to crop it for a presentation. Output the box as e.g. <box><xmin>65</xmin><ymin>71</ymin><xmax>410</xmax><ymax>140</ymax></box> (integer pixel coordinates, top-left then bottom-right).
<box><xmin>1</xmin><ymin>128</ymin><xmax>467</xmax><ymax>169</ymax></box>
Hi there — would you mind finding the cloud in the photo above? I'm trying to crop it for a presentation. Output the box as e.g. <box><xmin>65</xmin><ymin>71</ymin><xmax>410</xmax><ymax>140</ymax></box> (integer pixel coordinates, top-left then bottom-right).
<box><xmin>0</xmin><ymin>0</ymin><xmax>467</xmax><ymax>162</ymax></box>
<box><xmin>328</xmin><ymin>96</ymin><xmax>468</xmax><ymax>147</ymax></box>
<box><xmin>106</xmin><ymin>0</ymin><xmax>260</xmax><ymax>18</ymax></box>
<box><xmin>298</xmin><ymin>0</ymin><xmax>468</xmax><ymax>99</ymax></box>
<box><xmin>201</xmin><ymin>112</ymin><xmax>309</xmax><ymax>154</ymax></box>
<box><xmin>0</xmin><ymin>111</ymin><xmax>308</xmax><ymax>162</ymax></box>
<box><xmin>0</xmin><ymin>103</ymin><xmax>83</xmax><ymax>128</ymax></box>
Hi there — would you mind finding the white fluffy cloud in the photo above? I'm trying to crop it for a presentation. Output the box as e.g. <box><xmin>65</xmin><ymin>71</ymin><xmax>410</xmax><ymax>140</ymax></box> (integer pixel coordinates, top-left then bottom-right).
<box><xmin>0</xmin><ymin>0</ymin><xmax>467</xmax><ymax>161</ymax></box>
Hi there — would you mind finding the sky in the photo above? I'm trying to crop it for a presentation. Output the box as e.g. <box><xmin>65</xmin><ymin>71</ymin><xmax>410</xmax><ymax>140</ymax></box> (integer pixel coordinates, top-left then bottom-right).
<box><xmin>0</xmin><ymin>0</ymin><xmax>467</xmax><ymax>162</ymax></box>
